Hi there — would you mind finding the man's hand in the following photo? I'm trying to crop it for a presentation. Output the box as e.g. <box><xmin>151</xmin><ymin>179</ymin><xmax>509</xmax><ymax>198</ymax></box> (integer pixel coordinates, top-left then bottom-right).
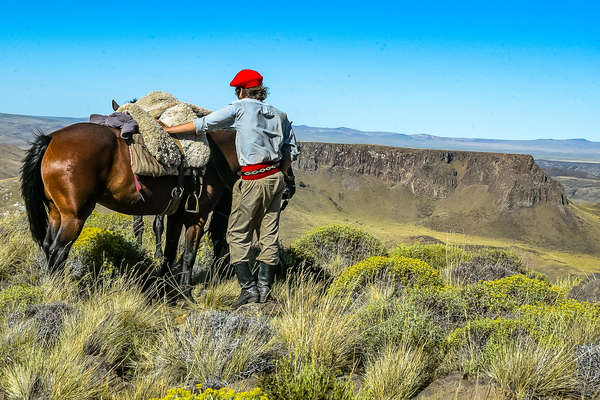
<box><xmin>282</xmin><ymin>174</ymin><xmax>296</xmax><ymax>201</ymax></box>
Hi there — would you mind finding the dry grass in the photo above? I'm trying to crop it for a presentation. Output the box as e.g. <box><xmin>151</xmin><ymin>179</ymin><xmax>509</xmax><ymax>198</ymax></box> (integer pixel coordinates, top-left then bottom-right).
<box><xmin>360</xmin><ymin>343</ymin><xmax>430</xmax><ymax>400</ymax></box>
<box><xmin>273</xmin><ymin>277</ymin><xmax>361</xmax><ymax>373</ymax></box>
<box><xmin>485</xmin><ymin>339</ymin><xmax>578</xmax><ymax>400</ymax></box>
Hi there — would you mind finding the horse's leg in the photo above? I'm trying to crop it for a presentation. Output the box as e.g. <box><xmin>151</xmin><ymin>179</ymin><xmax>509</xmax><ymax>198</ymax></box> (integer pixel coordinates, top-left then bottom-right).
<box><xmin>47</xmin><ymin>211</ymin><xmax>92</xmax><ymax>273</ymax></box>
<box><xmin>132</xmin><ymin>215</ymin><xmax>144</xmax><ymax>246</ymax></box>
<box><xmin>42</xmin><ymin>201</ymin><xmax>61</xmax><ymax>262</ymax></box>
<box><xmin>160</xmin><ymin>215</ymin><xmax>183</xmax><ymax>276</ymax></box>
<box><xmin>180</xmin><ymin>221</ymin><xmax>204</xmax><ymax>299</ymax></box>
<box><xmin>208</xmin><ymin>191</ymin><xmax>232</xmax><ymax>280</ymax></box>
<box><xmin>153</xmin><ymin>215</ymin><xmax>165</xmax><ymax>259</ymax></box>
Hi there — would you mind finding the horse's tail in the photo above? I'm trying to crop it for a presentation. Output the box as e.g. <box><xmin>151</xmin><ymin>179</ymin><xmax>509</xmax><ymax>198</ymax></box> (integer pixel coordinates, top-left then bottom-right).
<box><xmin>21</xmin><ymin>132</ymin><xmax>51</xmax><ymax>245</ymax></box>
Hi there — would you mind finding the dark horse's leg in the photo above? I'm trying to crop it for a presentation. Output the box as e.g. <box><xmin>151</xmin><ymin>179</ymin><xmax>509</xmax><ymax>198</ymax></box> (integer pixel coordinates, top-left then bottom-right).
<box><xmin>153</xmin><ymin>215</ymin><xmax>165</xmax><ymax>259</ymax></box>
<box><xmin>132</xmin><ymin>215</ymin><xmax>144</xmax><ymax>246</ymax></box>
<box><xmin>177</xmin><ymin>168</ymin><xmax>226</xmax><ymax>299</ymax></box>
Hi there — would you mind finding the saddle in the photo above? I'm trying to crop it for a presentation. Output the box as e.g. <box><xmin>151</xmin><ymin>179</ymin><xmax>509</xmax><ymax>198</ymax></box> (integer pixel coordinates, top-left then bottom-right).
<box><xmin>117</xmin><ymin>92</ymin><xmax>214</xmax><ymax>215</ymax></box>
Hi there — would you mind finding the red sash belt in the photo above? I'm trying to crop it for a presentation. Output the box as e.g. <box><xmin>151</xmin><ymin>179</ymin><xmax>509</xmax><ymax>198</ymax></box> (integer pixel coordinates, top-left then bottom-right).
<box><xmin>241</xmin><ymin>161</ymin><xmax>280</xmax><ymax>180</ymax></box>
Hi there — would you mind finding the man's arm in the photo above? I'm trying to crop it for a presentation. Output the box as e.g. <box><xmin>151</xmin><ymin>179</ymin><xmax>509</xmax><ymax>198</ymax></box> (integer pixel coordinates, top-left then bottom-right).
<box><xmin>164</xmin><ymin>104</ymin><xmax>236</xmax><ymax>135</ymax></box>
<box><xmin>281</xmin><ymin>118</ymin><xmax>299</xmax><ymax>175</ymax></box>
<box><xmin>164</xmin><ymin>121</ymin><xmax>195</xmax><ymax>134</ymax></box>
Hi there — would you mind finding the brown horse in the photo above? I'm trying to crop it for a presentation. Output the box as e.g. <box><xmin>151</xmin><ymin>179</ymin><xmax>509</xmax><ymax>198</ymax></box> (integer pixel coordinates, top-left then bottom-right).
<box><xmin>21</xmin><ymin>122</ymin><xmax>241</xmax><ymax>296</ymax></box>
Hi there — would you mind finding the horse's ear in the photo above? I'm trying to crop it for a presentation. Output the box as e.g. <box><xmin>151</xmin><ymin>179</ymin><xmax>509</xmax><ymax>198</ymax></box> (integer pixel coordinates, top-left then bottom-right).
<box><xmin>112</xmin><ymin>99</ymin><xmax>120</xmax><ymax>111</ymax></box>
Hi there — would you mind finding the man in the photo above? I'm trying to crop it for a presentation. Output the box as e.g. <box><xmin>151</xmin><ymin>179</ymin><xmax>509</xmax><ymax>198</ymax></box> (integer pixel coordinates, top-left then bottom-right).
<box><xmin>165</xmin><ymin>69</ymin><xmax>299</xmax><ymax>307</ymax></box>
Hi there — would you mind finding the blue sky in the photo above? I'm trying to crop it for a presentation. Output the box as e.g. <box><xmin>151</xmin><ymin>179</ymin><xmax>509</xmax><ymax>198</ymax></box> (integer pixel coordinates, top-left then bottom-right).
<box><xmin>1</xmin><ymin>0</ymin><xmax>599</xmax><ymax>140</ymax></box>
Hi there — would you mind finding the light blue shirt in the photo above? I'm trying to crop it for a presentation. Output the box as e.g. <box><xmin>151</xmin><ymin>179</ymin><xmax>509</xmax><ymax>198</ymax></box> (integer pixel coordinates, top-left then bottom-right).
<box><xmin>193</xmin><ymin>98</ymin><xmax>299</xmax><ymax>166</ymax></box>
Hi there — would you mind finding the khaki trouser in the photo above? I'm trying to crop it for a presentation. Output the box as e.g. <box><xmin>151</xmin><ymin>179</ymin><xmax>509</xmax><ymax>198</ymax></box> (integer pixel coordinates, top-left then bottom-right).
<box><xmin>227</xmin><ymin>171</ymin><xmax>285</xmax><ymax>265</ymax></box>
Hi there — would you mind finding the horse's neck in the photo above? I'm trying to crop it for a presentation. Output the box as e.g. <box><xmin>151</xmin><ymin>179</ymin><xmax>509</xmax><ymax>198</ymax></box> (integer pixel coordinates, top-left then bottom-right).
<box><xmin>207</xmin><ymin>130</ymin><xmax>239</xmax><ymax>172</ymax></box>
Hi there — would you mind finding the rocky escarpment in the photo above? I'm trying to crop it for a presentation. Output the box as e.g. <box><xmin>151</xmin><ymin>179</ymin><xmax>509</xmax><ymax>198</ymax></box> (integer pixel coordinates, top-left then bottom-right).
<box><xmin>295</xmin><ymin>142</ymin><xmax>568</xmax><ymax>211</ymax></box>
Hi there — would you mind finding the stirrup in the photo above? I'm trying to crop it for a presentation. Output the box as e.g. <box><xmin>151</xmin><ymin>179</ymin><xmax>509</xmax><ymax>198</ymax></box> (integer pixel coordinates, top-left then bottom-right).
<box><xmin>184</xmin><ymin>192</ymin><xmax>200</xmax><ymax>213</ymax></box>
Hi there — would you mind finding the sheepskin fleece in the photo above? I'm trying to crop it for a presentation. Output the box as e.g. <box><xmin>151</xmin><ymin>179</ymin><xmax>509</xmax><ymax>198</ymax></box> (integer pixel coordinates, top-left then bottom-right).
<box><xmin>158</xmin><ymin>103</ymin><xmax>211</xmax><ymax>168</ymax></box>
<box><xmin>134</xmin><ymin>91</ymin><xmax>178</xmax><ymax>118</ymax></box>
<box><xmin>118</xmin><ymin>92</ymin><xmax>213</xmax><ymax>171</ymax></box>
<box><xmin>118</xmin><ymin>102</ymin><xmax>182</xmax><ymax>168</ymax></box>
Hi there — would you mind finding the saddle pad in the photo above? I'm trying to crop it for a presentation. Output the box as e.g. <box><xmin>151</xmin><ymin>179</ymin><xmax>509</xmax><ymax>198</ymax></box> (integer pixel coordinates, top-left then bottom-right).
<box><xmin>129</xmin><ymin>133</ymin><xmax>178</xmax><ymax>177</ymax></box>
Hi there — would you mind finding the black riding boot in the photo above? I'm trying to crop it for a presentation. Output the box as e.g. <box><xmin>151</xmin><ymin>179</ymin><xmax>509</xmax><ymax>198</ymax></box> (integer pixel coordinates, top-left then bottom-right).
<box><xmin>232</xmin><ymin>261</ymin><xmax>259</xmax><ymax>308</ymax></box>
<box><xmin>257</xmin><ymin>262</ymin><xmax>277</xmax><ymax>303</ymax></box>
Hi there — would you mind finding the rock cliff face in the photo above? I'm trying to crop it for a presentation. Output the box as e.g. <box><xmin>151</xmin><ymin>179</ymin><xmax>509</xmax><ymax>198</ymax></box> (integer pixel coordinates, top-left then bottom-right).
<box><xmin>295</xmin><ymin>142</ymin><xmax>568</xmax><ymax>211</ymax></box>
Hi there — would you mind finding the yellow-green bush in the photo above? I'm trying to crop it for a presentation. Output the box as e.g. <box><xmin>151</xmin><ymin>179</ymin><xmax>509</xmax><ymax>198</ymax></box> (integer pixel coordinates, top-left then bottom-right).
<box><xmin>329</xmin><ymin>256</ymin><xmax>442</xmax><ymax>296</ymax></box>
<box><xmin>392</xmin><ymin>244</ymin><xmax>470</xmax><ymax>270</ymax></box>
<box><xmin>355</xmin><ymin>296</ymin><xmax>445</xmax><ymax>369</ymax></box>
<box><xmin>0</xmin><ymin>284</ymin><xmax>43</xmax><ymax>313</ymax></box>
<box><xmin>291</xmin><ymin>224</ymin><xmax>387</xmax><ymax>278</ymax></box>
<box><xmin>459</xmin><ymin>275</ymin><xmax>565</xmax><ymax>320</ymax></box>
<box><xmin>150</xmin><ymin>385</ymin><xmax>268</xmax><ymax>400</ymax></box>
<box><xmin>403</xmin><ymin>285</ymin><xmax>469</xmax><ymax>332</ymax></box>
<box><xmin>72</xmin><ymin>227</ymin><xmax>154</xmax><ymax>279</ymax></box>
<box><xmin>444</xmin><ymin>317</ymin><xmax>527</xmax><ymax>374</ymax></box>
<box><xmin>260</xmin><ymin>357</ymin><xmax>354</xmax><ymax>400</ymax></box>
<box><xmin>518</xmin><ymin>299</ymin><xmax>600</xmax><ymax>344</ymax></box>
<box><xmin>85</xmin><ymin>211</ymin><xmax>134</xmax><ymax>233</ymax></box>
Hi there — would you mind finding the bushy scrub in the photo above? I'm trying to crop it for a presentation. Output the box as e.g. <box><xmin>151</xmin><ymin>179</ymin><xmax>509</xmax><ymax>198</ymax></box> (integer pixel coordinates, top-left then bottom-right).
<box><xmin>0</xmin><ymin>284</ymin><xmax>43</xmax><ymax>314</ymax></box>
<box><xmin>140</xmin><ymin>310</ymin><xmax>277</xmax><ymax>389</ymax></box>
<box><xmin>403</xmin><ymin>285</ymin><xmax>469</xmax><ymax>333</ymax></box>
<box><xmin>444</xmin><ymin>318</ymin><xmax>527</xmax><ymax>374</ymax></box>
<box><xmin>150</xmin><ymin>385</ymin><xmax>269</xmax><ymax>400</ymax></box>
<box><xmin>518</xmin><ymin>299</ymin><xmax>600</xmax><ymax>345</ymax></box>
<box><xmin>329</xmin><ymin>256</ymin><xmax>442</xmax><ymax>297</ymax></box>
<box><xmin>85</xmin><ymin>211</ymin><xmax>135</xmax><ymax>233</ymax></box>
<box><xmin>452</xmin><ymin>248</ymin><xmax>545</xmax><ymax>285</ymax></box>
<box><xmin>392</xmin><ymin>244</ymin><xmax>469</xmax><ymax>270</ymax></box>
<box><xmin>355</xmin><ymin>296</ymin><xmax>445</xmax><ymax>364</ymax></box>
<box><xmin>260</xmin><ymin>358</ymin><xmax>354</xmax><ymax>400</ymax></box>
<box><xmin>72</xmin><ymin>227</ymin><xmax>155</xmax><ymax>280</ymax></box>
<box><xmin>291</xmin><ymin>224</ymin><xmax>387</xmax><ymax>279</ymax></box>
<box><xmin>461</xmin><ymin>275</ymin><xmax>565</xmax><ymax>320</ymax></box>
<box><xmin>575</xmin><ymin>344</ymin><xmax>600</xmax><ymax>399</ymax></box>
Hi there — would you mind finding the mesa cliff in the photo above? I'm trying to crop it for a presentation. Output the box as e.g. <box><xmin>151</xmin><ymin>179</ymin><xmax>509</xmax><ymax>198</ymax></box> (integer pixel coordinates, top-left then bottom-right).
<box><xmin>295</xmin><ymin>142</ymin><xmax>568</xmax><ymax>212</ymax></box>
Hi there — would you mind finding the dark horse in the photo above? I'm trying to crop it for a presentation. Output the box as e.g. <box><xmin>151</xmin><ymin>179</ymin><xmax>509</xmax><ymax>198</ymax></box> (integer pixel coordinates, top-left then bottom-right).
<box><xmin>21</xmin><ymin>121</ymin><xmax>241</xmax><ymax>296</ymax></box>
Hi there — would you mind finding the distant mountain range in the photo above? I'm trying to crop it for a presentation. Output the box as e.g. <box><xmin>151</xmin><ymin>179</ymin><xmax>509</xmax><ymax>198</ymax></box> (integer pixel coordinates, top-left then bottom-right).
<box><xmin>1</xmin><ymin>112</ymin><xmax>598</xmax><ymax>162</ymax></box>
<box><xmin>293</xmin><ymin>125</ymin><xmax>600</xmax><ymax>162</ymax></box>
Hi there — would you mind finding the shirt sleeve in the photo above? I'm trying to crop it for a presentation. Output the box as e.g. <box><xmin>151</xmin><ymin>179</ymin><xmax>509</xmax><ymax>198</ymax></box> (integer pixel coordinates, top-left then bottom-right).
<box><xmin>193</xmin><ymin>104</ymin><xmax>236</xmax><ymax>133</ymax></box>
<box><xmin>282</xmin><ymin>117</ymin><xmax>300</xmax><ymax>161</ymax></box>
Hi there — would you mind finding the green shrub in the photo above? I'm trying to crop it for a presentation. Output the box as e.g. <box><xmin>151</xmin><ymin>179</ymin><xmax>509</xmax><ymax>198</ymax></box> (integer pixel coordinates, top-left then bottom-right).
<box><xmin>260</xmin><ymin>358</ymin><xmax>354</xmax><ymax>400</ymax></box>
<box><xmin>518</xmin><ymin>300</ymin><xmax>600</xmax><ymax>345</ymax></box>
<box><xmin>355</xmin><ymin>297</ymin><xmax>445</xmax><ymax>361</ymax></box>
<box><xmin>0</xmin><ymin>284</ymin><xmax>43</xmax><ymax>313</ymax></box>
<box><xmin>72</xmin><ymin>227</ymin><xmax>154</xmax><ymax>280</ymax></box>
<box><xmin>460</xmin><ymin>275</ymin><xmax>565</xmax><ymax>320</ymax></box>
<box><xmin>392</xmin><ymin>244</ymin><xmax>469</xmax><ymax>270</ymax></box>
<box><xmin>329</xmin><ymin>256</ymin><xmax>442</xmax><ymax>297</ymax></box>
<box><xmin>444</xmin><ymin>317</ymin><xmax>528</xmax><ymax>374</ymax></box>
<box><xmin>403</xmin><ymin>285</ymin><xmax>469</xmax><ymax>333</ymax></box>
<box><xmin>291</xmin><ymin>224</ymin><xmax>387</xmax><ymax>278</ymax></box>
<box><xmin>85</xmin><ymin>211</ymin><xmax>134</xmax><ymax>233</ymax></box>
<box><xmin>150</xmin><ymin>385</ymin><xmax>269</xmax><ymax>400</ymax></box>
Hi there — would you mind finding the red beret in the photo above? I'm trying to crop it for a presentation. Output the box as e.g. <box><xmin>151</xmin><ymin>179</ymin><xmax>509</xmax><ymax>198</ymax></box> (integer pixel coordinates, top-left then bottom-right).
<box><xmin>230</xmin><ymin>69</ymin><xmax>263</xmax><ymax>88</ymax></box>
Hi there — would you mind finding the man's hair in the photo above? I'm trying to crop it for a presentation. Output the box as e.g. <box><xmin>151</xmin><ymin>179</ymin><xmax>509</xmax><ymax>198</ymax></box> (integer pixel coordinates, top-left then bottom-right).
<box><xmin>235</xmin><ymin>85</ymin><xmax>269</xmax><ymax>101</ymax></box>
